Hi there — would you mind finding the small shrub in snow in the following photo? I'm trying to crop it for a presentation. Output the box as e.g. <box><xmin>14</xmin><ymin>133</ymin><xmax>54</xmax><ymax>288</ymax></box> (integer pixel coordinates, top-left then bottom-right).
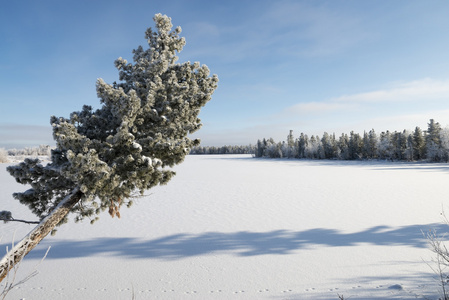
<box><xmin>0</xmin><ymin>149</ymin><xmax>8</xmax><ymax>163</ymax></box>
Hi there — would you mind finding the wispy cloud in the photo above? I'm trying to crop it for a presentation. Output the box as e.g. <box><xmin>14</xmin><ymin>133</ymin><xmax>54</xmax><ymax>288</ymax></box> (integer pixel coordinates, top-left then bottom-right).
<box><xmin>333</xmin><ymin>78</ymin><xmax>449</xmax><ymax>103</ymax></box>
<box><xmin>265</xmin><ymin>1</ymin><xmax>370</xmax><ymax>57</ymax></box>
<box><xmin>182</xmin><ymin>1</ymin><xmax>371</xmax><ymax>63</ymax></box>
<box><xmin>287</xmin><ymin>101</ymin><xmax>356</xmax><ymax>114</ymax></box>
<box><xmin>285</xmin><ymin>78</ymin><xmax>449</xmax><ymax>117</ymax></box>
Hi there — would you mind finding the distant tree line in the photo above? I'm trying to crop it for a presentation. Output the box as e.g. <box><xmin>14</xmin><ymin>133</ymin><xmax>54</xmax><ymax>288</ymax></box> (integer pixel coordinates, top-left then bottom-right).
<box><xmin>7</xmin><ymin>145</ymin><xmax>52</xmax><ymax>157</ymax></box>
<box><xmin>190</xmin><ymin>144</ymin><xmax>256</xmax><ymax>155</ymax></box>
<box><xmin>0</xmin><ymin>145</ymin><xmax>52</xmax><ymax>163</ymax></box>
<box><xmin>255</xmin><ymin>119</ymin><xmax>449</xmax><ymax>162</ymax></box>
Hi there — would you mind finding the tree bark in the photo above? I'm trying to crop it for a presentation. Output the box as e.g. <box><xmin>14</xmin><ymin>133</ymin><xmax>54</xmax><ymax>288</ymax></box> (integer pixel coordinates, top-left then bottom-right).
<box><xmin>0</xmin><ymin>187</ymin><xmax>83</xmax><ymax>283</ymax></box>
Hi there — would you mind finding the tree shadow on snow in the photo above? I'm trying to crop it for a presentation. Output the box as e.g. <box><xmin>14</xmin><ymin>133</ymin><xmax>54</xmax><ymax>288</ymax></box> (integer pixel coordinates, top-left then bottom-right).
<box><xmin>19</xmin><ymin>223</ymin><xmax>449</xmax><ymax>260</ymax></box>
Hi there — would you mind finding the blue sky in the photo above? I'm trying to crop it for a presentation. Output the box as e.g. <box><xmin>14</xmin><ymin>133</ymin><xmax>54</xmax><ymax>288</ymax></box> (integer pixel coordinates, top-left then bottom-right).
<box><xmin>1</xmin><ymin>0</ymin><xmax>449</xmax><ymax>148</ymax></box>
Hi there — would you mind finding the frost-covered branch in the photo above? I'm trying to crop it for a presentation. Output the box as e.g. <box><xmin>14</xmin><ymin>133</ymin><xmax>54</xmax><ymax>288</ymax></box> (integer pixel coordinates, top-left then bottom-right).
<box><xmin>0</xmin><ymin>211</ymin><xmax>39</xmax><ymax>225</ymax></box>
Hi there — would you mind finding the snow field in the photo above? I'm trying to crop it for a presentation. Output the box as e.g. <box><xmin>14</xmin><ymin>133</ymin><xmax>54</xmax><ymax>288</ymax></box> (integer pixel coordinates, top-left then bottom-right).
<box><xmin>1</xmin><ymin>155</ymin><xmax>449</xmax><ymax>299</ymax></box>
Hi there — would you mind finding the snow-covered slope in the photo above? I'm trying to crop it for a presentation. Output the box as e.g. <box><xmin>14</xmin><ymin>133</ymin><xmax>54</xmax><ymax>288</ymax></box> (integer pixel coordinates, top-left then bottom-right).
<box><xmin>1</xmin><ymin>155</ymin><xmax>448</xmax><ymax>299</ymax></box>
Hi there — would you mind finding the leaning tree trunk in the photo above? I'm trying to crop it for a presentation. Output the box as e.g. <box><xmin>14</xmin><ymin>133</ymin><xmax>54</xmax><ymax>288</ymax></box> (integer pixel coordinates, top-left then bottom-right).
<box><xmin>0</xmin><ymin>187</ymin><xmax>83</xmax><ymax>283</ymax></box>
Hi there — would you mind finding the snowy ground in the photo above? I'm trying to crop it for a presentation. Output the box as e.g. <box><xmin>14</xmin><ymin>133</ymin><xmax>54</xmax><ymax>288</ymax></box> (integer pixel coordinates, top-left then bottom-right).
<box><xmin>1</xmin><ymin>154</ymin><xmax>449</xmax><ymax>299</ymax></box>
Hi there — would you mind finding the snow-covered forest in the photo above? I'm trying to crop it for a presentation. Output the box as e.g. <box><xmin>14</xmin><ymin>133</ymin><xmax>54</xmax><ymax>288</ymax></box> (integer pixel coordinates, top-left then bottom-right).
<box><xmin>255</xmin><ymin>119</ymin><xmax>449</xmax><ymax>162</ymax></box>
<box><xmin>6</xmin><ymin>145</ymin><xmax>51</xmax><ymax>157</ymax></box>
<box><xmin>0</xmin><ymin>145</ymin><xmax>52</xmax><ymax>163</ymax></box>
<box><xmin>190</xmin><ymin>144</ymin><xmax>255</xmax><ymax>155</ymax></box>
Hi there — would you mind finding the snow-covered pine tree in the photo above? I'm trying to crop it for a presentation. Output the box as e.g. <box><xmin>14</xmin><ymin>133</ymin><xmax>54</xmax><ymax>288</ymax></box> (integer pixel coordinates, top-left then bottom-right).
<box><xmin>405</xmin><ymin>133</ymin><xmax>414</xmax><ymax>161</ymax></box>
<box><xmin>392</xmin><ymin>130</ymin><xmax>407</xmax><ymax>161</ymax></box>
<box><xmin>362</xmin><ymin>131</ymin><xmax>370</xmax><ymax>159</ymax></box>
<box><xmin>348</xmin><ymin>131</ymin><xmax>362</xmax><ymax>160</ymax></box>
<box><xmin>338</xmin><ymin>133</ymin><xmax>349</xmax><ymax>160</ymax></box>
<box><xmin>378</xmin><ymin>131</ymin><xmax>392</xmax><ymax>160</ymax></box>
<box><xmin>412</xmin><ymin>126</ymin><xmax>425</xmax><ymax>160</ymax></box>
<box><xmin>426</xmin><ymin>119</ymin><xmax>442</xmax><ymax>161</ymax></box>
<box><xmin>366</xmin><ymin>129</ymin><xmax>378</xmax><ymax>159</ymax></box>
<box><xmin>0</xmin><ymin>14</ymin><xmax>218</xmax><ymax>282</ymax></box>
<box><xmin>255</xmin><ymin>139</ymin><xmax>264</xmax><ymax>157</ymax></box>
<box><xmin>298</xmin><ymin>133</ymin><xmax>308</xmax><ymax>159</ymax></box>
<box><xmin>439</xmin><ymin>127</ymin><xmax>449</xmax><ymax>162</ymax></box>
<box><xmin>321</xmin><ymin>132</ymin><xmax>333</xmax><ymax>159</ymax></box>
<box><xmin>286</xmin><ymin>130</ymin><xmax>295</xmax><ymax>158</ymax></box>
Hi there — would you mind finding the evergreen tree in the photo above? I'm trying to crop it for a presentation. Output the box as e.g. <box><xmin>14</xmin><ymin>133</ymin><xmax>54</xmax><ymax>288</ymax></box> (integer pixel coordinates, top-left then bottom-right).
<box><xmin>338</xmin><ymin>133</ymin><xmax>350</xmax><ymax>160</ymax></box>
<box><xmin>362</xmin><ymin>131</ymin><xmax>370</xmax><ymax>159</ymax></box>
<box><xmin>378</xmin><ymin>131</ymin><xmax>392</xmax><ymax>159</ymax></box>
<box><xmin>298</xmin><ymin>133</ymin><xmax>308</xmax><ymax>158</ymax></box>
<box><xmin>426</xmin><ymin>119</ymin><xmax>442</xmax><ymax>161</ymax></box>
<box><xmin>427</xmin><ymin>119</ymin><xmax>442</xmax><ymax>145</ymax></box>
<box><xmin>412</xmin><ymin>126</ymin><xmax>425</xmax><ymax>160</ymax></box>
<box><xmin>316</xmin><ymin>135</ymin><xmax>325</xmax><ymax>159</ymax></box>
<box><xmin>330</xmin><ymin>133</ymin><xmax>338</xmax><ymax>159</ymax></box>
<box><xmin>256</xmin><ymin>139</ymin><xmax>264</xmax><ymax>157</ymax></box>
<box><xmin>368</xmin><ymin>129</ymin><xmax>378</xmax><ymax>159</ymax></box>
<box><xmin>1</xmin><ymin>14</ymin><xmax>218</xmax><ymax>281</ymax></box>
<box><xmin>439</xmin><ymin>127</ymin><xmax>449</xmax><ymax>162</ymax></box>
<box><xmin>286</xmin><ymin>130</ymin><xmax>295</xmax><ymax>158</ymax></box>
<box><xmin>305</xmin><ymin>135</ymin><xmax>318</xmax><ymax>159</ymax></box>
<box><xmin>405</xmin><ymin>133</ymin><xmax>414</xmax><ymax>161</ymax></box>
<box><xmin>321</xmin><ymin>132</ymin><xmax>334</xmax><ymax>159</ymax></box>
<box><xmin>348</xmin><ymin>131</ymin><xmax>363</xmax><ymax>160</ymax></box>
<box><xmin>391</xmin><ymin>131</ymin><xmax>407</xmax><ymax>160</ymax></box>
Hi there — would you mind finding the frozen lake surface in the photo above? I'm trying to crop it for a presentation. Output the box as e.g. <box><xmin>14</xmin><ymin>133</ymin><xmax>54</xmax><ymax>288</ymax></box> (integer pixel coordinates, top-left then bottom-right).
<box><xmin>1</xmin><ymin>154</ymin><xmax>449</xmax><ymax>299</ymax></box>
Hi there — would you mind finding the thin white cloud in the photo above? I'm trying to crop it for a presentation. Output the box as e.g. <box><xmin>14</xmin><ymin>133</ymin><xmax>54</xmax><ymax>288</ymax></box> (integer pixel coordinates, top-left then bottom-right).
<box><xmin>359</xmin><ymin>109</ymin><xmax>449</xmax><ymax>131</ymax></box>
<box><xmin>265</xmin><ymin>1</ymin><xmax>370</xmax><ymax>57</ymax></box>
<box><xmin>183</xmin><ymin>1</ymin><xmax>372</xmax><ymax>63</ymax></box>
<box><xmin>288</xmin><ymin>101</ymin><xmax>356</xmax><ymax>114</ymax></box>
<box><xmin>285</xmin><ymin>78</ymin><xmax>449</xmax><ymax>117</ymax></box>
<box><xmin>333</xmin><ymin>78</ymin><xmax>449</xmax><ymax>103</ymax></box>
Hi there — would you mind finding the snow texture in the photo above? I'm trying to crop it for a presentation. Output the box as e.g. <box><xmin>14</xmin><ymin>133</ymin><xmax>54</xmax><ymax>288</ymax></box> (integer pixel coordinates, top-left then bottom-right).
<box><xmin>1</xmin><ymin>155</ymin><xmax>448</xmax><ymax>299</ymax></box>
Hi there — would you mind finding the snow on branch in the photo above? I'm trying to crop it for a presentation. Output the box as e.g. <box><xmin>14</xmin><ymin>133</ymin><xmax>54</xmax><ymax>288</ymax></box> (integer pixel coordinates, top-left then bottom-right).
<box><xmin>0</xmin><ymin>211</ymin><xmax>39</xmax><ymax>225</ymax></box>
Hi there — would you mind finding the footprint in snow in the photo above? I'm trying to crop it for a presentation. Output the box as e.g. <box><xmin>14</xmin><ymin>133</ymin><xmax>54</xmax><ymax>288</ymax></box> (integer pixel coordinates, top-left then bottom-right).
<box><xmin>388</xmin><ymin>284</ymin><xmax>403</xmax><ymax>290</ymax></box>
